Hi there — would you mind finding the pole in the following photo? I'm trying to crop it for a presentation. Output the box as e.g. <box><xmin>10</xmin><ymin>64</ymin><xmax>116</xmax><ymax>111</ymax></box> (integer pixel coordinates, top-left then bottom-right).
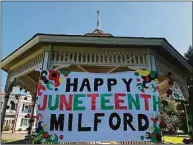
<box><xmin>24</xmin><ymin>88</ymin><xmax>38</xmax><ymax>144</ymax></box>
<box><xmin>28</xmin><ymin>92</ymin><xmax>37</xmax><ymax>136</ymax></box>
<box><xmin>1</xmin><ymin>78</ymin><xmax>15</xmax><ymax>133</ymax></box>
<box><xmin>12</xmin><ymin>93</ymin><xmax>21</xmax><ymax>133</ymax></box>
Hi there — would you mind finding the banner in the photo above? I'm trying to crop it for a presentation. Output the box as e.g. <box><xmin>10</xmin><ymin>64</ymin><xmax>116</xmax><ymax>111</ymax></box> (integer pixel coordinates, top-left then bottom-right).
<box><xmin>33</xmin><ymin>70</ymin><xmax>161</xmax><ymax>143</ymax></box>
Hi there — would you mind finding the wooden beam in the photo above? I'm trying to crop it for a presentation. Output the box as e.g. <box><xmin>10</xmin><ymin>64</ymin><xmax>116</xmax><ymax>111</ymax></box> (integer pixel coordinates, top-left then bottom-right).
<box><xmin>53</xmin><ymin>64</ymin><xmax>71</xmax><ymax>70</ymax></box>
<box><xmin>26</xmin><ymin>75</ymin><xmax>37</xmax><ymax>85</ymax></box>
<box><xmin>106</xmin><ymin>67</ymin><xmax>118</xmax><ymax>73</ymax></box>
<box><xmin>77</xmin><ymin>65</ymin><xmax>88</xmax><ymax>72</ymax></box>
<box><xmin>127</xmin><ymin>66</ymin><xmax>140</xmax><ymax>71</ymax></box>
<box><xmin>17</xmin><ymin>77</ymin><xmax>36</xmax><ymax>93</ymax></box>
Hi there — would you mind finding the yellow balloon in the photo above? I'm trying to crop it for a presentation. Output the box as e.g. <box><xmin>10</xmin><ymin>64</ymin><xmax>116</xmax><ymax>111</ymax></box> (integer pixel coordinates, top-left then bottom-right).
<box><xmin>154</xmin><ymin>79</ymin><xmax>159</xmax><ymax>83</ymax></box>
<box><xmin>149</xmin><ymin>126</ymin><xmax>153</xmax><ymax>131</ymax></box>
<box><xmin>59</xmin><ymin>77</ymin><xmax>64</xmax><ymax>83</ymax></box>
<box><xmin>136</xmin><ymin>70</ymin><xmax>150</xmax><ymax>76</ymax></box>
<box><xmin>43</xmin><ymin>124</ymin><xmax>48</xmax><ymax>129</ymax></box>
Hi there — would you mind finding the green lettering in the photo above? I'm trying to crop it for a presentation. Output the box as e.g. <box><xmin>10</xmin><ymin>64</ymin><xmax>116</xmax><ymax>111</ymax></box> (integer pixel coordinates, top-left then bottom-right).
<box><xmin>73</xmin><ymin>94</ymin><xmax>86</xmax><ymax>110</ymax></box>
<box><xmin>153</xmin><ymin>95</ymin><xmax>160</xmax><ymax>111</ymax></box>
<box><xmin>48</xmin><ymin>95</ymin><xmax>59</xmax><ymax>110</ymax></box>
<box><xmin>101</xmin><ymin>93</ymin><xmax>113</xmax><ymax>110</ymax></box>
<box><xmin>127</xmin><ymin>93</ymin><xmax>140</xmax><ymax>110</ymax></box>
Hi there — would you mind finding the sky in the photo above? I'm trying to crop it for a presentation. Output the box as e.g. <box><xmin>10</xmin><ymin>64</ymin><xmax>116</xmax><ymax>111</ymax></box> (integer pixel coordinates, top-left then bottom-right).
<box><xmin>1</xmin><ymin>2</ymin><xmax>192</xmax><ymax>94</ymax></box>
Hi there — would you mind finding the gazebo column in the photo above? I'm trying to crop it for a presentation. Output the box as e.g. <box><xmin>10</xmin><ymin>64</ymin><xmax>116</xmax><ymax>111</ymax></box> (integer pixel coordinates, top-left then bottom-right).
<box><xmin>1</xmin><ymin>78</ymin><xmax>15</xmax><ymax>133</ymax></box>
<box><xmin>26</xmin><ymin>84</ymin><xmax>39</xmax><ymax>136</ymax></box>
<box><xmin>25</xmin><ymin>89</ymin><xmax>38</xmax><ymax>145</ymax></box>
<box><xmin>26</xmin><ymin>46</ymin><xmax>52</xmax><ymax>141</ymax></box>
<box><xmin>1</xmin><ymin>94</ymin><xmax>11</xmax><ymax>132</ymax></box>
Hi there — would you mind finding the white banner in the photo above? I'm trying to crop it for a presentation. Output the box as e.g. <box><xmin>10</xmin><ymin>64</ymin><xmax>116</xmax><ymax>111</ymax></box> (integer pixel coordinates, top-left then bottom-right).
<box><xmin>34</xmin><ymin>70</ymin><xmax>161</xmax><ymax>143</ymax></box>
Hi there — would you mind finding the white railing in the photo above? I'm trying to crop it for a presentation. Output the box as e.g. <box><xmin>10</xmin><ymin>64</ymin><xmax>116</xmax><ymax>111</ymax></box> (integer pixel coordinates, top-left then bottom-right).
<box><xmin>51</xmin><ymin>51</ymin><xmax>148</xmax><ymax>67</ymax></box>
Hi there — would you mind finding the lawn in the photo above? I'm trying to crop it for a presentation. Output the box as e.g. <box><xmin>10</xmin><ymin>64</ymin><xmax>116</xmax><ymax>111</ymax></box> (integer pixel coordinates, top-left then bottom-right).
<box><xmin>163</xmin><ymin>136</ymin><xmax>184</xmax><ymax>144</ymax></box>
<box><xmin>1</xmin><ymin>138</ymin><xmax>19</xmax><ymax>143</ymax></box>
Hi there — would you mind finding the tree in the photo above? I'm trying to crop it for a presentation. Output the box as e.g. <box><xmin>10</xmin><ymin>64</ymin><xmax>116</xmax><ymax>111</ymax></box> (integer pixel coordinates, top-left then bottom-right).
<box><xmin>184</xmin><ymin>46</ymin><xmax>193</xmax><ymax>141</ymax></box>
<box><xmin>160</xmin><ymin>99</ymin><xmax>188</xmax><ymax>135</ymax></box>
<box><xmin>184</xmin><ymin>45</ymin><xmax>193</xmax><ymax>67</ymax></box>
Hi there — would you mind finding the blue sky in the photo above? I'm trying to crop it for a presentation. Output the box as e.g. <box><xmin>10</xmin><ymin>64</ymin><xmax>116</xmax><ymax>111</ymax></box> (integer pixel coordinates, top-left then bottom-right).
<box><xmin>1</xmin><ymin>2</ymin><xmax>192</xmax><ymax>94</ymax></box>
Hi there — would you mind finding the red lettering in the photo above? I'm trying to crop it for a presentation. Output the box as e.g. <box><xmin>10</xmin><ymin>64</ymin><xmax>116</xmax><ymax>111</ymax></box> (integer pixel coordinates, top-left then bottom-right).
<box><xmin>38</xmin><ymin>95</ymin><xmax>47</xmax><ymax>111</ymax></box>
<box><xmin>87</xmin><ymin>94</ymin><xmax>99</xmax><ymax>110</ymax></box>
<box><xmin>140</xmin><ymin>94</ymin><xmax>151</xmax><ymax>111</ymax></box>
<box><xmin>60</xmin><ymin>94</ymin><xmax>73</xmax><ymax>111</ymax></box>
<box><xmin>115</xmin><ymin>93</ymin><xmax>127</xmax><ymax>110</ymax></box>
<box><xmin>37</xmin><ymin>83</ymin><xmax>46</xmax><ymax>96</ymax></box>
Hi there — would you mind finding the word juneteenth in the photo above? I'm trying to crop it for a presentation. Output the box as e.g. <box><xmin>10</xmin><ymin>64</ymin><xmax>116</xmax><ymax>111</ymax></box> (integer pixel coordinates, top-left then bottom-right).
<box><xmin>38</xmin><ymin>93</ymin><xmax>160</xmax><ymax>111</ymax></box>
<box><xmin>38</xmin><ymin>93</ymin><xmax>160</xmax><ymax>132</ymax></box>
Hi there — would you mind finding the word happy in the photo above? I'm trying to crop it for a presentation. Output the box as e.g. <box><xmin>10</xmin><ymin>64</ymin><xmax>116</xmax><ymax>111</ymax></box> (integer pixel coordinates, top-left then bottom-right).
<box><xmin>61</xmin><ymin>78</ymin><xmax>132</xmax><ymax>92</ymax></box>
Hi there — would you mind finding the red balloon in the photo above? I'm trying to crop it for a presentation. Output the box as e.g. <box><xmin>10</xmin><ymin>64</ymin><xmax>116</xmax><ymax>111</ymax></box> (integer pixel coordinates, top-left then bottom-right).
<box><xmin>59</xmin><ymin>135</ymin><xmax>64</xmax><ymax>140</ymax></box>
<box><xmin>43</xmin><ymin>132</ymin><xmax>49</xmax><ymax>139</ymax></box>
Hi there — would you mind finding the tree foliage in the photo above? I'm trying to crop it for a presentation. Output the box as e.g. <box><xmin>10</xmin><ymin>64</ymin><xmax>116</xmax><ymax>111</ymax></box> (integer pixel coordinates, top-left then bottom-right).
<box><xmin>160</xmin><ymin>99</ymin><xmax>188</xmax><ymax>135</ymax></box>
<box><xmin>184</xmin><ymin>45</ymin><xmax>193</xmax><ymax>67</ymax></box>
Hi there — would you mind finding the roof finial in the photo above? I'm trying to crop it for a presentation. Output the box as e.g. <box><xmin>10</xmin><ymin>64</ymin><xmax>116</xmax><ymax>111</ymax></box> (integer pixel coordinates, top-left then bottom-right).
<box><xmin>97</xmin><ymin>10</ymin><xmax>100</xmax><ymax>30</ymax></box>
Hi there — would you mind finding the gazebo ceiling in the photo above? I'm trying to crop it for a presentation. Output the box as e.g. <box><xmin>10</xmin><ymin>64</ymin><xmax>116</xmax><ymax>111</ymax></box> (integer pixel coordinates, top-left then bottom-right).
<box><xmin>27</xmin><ymin>71</ymin><xmax>40</xmax><ymax>83</ymax></box>
<box><xmin>1</xmin><ymin>33</ymin><xmax>192</xmax><ymax>73</ymax></box>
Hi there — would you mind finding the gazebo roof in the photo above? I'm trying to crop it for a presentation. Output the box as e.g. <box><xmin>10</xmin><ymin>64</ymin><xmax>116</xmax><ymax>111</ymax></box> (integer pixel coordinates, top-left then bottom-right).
<box><xmin>84</xmin><ymin>10</ymin><xmax>113</xmax><ymax>37</ymax></box>
<box><xmin>85</xmin><ymin>29</ymin><xmax>113</xmax><ymax>37</ymax></box>
<box><xmin>1</xmin><ymin>33</ymin><xmax>192</xmax><ymax>73</ymax></box>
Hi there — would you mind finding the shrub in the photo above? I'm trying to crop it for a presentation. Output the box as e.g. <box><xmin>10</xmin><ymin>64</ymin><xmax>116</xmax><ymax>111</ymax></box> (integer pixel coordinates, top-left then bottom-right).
<box><xmin>3</xmin><ymin>125</ymin><xmax>11</xmax><ymax>131</ymax></box>
<box><xmin>18</xmin><ymin>128</ymin><xmax>23</xmax><ymax>131</ymax></box>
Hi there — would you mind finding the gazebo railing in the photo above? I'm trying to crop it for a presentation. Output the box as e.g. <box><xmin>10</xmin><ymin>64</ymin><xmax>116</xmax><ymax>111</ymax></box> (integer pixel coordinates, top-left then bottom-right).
<box><xmin>51</xmin><ymin>51</ymin><xmax>148</xmax><ymax>67</ymax></box>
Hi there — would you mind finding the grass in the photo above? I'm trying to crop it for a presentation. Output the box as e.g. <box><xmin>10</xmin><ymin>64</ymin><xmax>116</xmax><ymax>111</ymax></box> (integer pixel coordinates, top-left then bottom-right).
<box><xmin>1</xmin><ymin>138</ymin><xmax>20</xmax><ymax>143</ymax></box>
<box><xmin>163</xmin><ymin>136</ymin><xmax>184</xmax><ymax>144</ymax></box>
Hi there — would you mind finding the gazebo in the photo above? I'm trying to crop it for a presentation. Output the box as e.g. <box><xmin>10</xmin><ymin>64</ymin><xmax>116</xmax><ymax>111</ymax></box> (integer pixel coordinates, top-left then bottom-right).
<box><xmin>1</xmin><ymin>13</ymin><xmax>193</xmax><ymax>144</ymax></box>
